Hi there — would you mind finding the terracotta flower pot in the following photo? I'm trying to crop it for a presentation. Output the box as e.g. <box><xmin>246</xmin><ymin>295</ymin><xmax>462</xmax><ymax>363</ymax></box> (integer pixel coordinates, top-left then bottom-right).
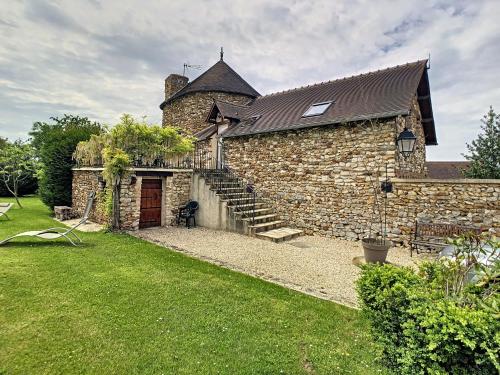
<box><xmin>362</xmin><ymin>237</ymin><xmax>392</xmax><ymax>263</ymax></box>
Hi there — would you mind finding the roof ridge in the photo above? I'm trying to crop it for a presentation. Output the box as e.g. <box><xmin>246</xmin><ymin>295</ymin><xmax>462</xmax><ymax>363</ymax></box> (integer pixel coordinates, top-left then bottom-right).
<box><xmin>257</xmin><ymin>59</ymin><xmax>428</xmax><ymax>100</ymax></box>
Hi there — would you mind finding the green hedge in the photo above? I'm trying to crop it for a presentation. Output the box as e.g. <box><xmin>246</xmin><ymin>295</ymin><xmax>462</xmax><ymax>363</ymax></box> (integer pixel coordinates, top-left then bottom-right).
<box><xmin>357</xmin><ymin>259</ymin><xmax>499</xmax><ymax>374</ymax></box>
<box><xmin>30</xmin><ymin>115</ymin><xmax>102</xmax><ymax>209</ymax></box>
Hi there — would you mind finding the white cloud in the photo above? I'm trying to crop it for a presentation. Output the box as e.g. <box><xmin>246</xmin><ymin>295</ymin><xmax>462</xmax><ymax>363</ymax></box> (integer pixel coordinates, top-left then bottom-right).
<box><xmin>0</xmin><ymin>0</ymin><xmax>499</xmax><ymax>160</ymax></box>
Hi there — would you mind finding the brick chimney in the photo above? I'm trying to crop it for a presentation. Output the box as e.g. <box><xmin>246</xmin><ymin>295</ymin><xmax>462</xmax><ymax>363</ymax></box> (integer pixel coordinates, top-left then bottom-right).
<box><xmin>165</xmin><ymin>74</ymin><xmax>188</xmax><ymax>100</ymax></box>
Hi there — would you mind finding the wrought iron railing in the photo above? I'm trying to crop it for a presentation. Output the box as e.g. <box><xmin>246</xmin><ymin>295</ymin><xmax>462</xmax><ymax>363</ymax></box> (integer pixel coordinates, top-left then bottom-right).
<box><xmin>75</xmin><ymin>150</ymin><xmax>206</xmax><ymax>170</ymax></box>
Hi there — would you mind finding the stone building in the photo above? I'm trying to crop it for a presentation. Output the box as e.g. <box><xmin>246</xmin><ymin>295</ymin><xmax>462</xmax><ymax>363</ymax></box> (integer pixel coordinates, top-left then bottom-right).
<box><xmin>72</xmin><ymin>54</ymin><xmax>499</xmax><ymax>242</ymax></box>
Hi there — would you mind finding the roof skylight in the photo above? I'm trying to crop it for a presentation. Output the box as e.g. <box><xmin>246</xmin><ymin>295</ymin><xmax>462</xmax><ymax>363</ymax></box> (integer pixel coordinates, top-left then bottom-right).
<box><xmin>302</xmin><ymin>101</ymin><xmax>333</xmax><ymax>117</ymax></box>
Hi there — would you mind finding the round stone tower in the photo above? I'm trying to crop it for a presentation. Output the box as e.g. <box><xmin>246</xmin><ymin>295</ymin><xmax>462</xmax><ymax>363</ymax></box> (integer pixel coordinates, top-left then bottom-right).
<box><xmin>160</xmin><ymin>57</ymin><xmax>260</xmax><ymax>135</ymax></box>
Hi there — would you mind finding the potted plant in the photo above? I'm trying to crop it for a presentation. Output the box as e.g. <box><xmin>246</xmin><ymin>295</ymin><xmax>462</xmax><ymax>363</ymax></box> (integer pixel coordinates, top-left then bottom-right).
<box><xmin>362</xmin><ymin>164</ymin><xmax>392</xmax><ymax>263</ymax></box>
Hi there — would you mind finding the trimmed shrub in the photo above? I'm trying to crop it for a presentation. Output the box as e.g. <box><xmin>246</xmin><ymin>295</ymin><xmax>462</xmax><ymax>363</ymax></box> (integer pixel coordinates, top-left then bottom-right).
<box><xmin>357</xmin><ymin>264</ymin><xmax>422</xmax><ymax>367</ymax></box>
<box><xmin>357</xmin><ymin>236</ymin><xmax>500</xmax><ymax>374</ymax></box>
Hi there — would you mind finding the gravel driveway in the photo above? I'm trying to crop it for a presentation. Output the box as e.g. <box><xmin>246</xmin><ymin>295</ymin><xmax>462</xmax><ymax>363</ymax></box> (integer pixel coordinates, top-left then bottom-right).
<box><xmin>133</xmin><ymin>227</ymin><xmax>421</xmax><ymax>307</ymax></box>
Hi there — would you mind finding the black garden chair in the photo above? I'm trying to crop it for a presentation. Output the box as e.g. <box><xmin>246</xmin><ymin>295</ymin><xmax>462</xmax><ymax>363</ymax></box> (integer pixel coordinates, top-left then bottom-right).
<box><xmin>176</xmin><ymin>200</ymin><xmax>199</xmax><ymax>228</ymax></box>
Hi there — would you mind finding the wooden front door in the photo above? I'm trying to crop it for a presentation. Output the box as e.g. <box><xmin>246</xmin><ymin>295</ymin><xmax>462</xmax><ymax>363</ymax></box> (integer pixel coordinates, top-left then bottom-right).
<box><xmin>139</xmin><ymin>179</ymin><xmax>162</xmax><ymax>228</ymax></box>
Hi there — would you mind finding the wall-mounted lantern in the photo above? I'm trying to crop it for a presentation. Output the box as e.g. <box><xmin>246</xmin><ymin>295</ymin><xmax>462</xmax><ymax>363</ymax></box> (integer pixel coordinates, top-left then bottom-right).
<box><xmin>396</xmin><ymin>127</ymin><xmax>417</xmax><ymax>158</ymax></box>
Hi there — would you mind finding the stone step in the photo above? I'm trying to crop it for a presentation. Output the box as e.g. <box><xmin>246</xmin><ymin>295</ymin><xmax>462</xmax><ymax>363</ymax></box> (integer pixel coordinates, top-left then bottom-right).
<box><xmin>242</xmin><ymin>213</ymin><xmax>279</xmax><ymax>223</ymax></box>
<box><xmin>216</xmin><ymin>192</ymin><xmax>253</xmax><ymax>198</ymax></box>
<box><xmin>248</xmin><ymin>220</ymin><xmax>283</xmax><ymax>234</ymax></box>
<box><xmin>233</xmin><ymin>208</ymin><xmax>274</xmax><ymax>216</ymax></box>
<box><xmin>217</xmin><ymin>187</ymin><xmax>247</xmax><ymax>192</ymax></box>
<box><xmin>224</xmin><ymin>197</ymin><xmax>262</xmax><ymax>204</ymax></box>
<box><xmin>209</xmin><ymin>182</ymin><xmax>242</xmax><ymax>188</ymax></box>
<box><xmin>256</xmin><ymin>228</ymin><xmax>304</xmax><ymax>243</ymax></box>
<box><xmin>229</xmin><ymin>202</ymin><xmax>268</xmax><ymax>210</ymax></box>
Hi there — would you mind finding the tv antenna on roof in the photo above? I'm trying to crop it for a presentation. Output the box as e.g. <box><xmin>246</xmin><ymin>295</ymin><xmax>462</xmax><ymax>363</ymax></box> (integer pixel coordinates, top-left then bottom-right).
<box><xmin>183</xmin><ymin>63</ymin><xmax>202</xmax><ymax>76</ymax></box>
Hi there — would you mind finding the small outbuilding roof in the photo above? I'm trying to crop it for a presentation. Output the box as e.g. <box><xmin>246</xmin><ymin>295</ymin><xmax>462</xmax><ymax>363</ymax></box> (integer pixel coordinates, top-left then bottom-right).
<box><xmin>222</xmin><ymin>60</ymin><xmax>437</xmax><ymax>145</ymax></box>
<box><xmin>426</xmin><ymin>161</ymin><xmax>470</xmax><ymax>179</ymax></box>
<box><xmin>207</xmin><ymin>100</ymin><xmax>250</xmax><ymax>123</ymax></box>
<box><xmin>160</xmin><ymin>60</ymin><xmax>260</xmax><ymax>109</ymax></box>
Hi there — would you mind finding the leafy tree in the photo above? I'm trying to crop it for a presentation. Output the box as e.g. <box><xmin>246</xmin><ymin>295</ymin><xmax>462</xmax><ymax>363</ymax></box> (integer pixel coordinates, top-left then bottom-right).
<box><xmin>30</xmin><ymin>115</ymin><xmax>103</xmax><ymax>209</ymax></box>
<box><xmin>0</xmin><ymin>141</ymin><xmax>39</xmax><ymax>207</ymax></box>
<box><xmin>464</xmin><ymin>106</ymin><xmax>500</xmax><ymax>179</ymax></box>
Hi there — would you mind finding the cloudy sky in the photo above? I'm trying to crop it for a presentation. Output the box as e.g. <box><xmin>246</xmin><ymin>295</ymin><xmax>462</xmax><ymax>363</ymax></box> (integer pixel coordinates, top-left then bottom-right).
<box><xmin>1</xmin><ymin>0</ymin><xmax>499</xmax><ymax>160</ymax></box>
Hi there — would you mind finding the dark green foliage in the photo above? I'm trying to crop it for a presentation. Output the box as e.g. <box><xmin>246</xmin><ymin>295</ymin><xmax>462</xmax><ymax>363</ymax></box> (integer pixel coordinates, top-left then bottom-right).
<box><xmin>357</xmin><ymin>238</ymin><xmax>500</xmax><ymax>374</ymax></box>
<box><xmin>0</xmin><ymin>175</ymin><xmax>37</xmax><ymax>197</ymax></box>
<box><xmin>464</xmin><ymin>106</ymin><xmax>500</xmax><ymax>179</ymax></box>
<box><xmin>356</xmin><ymin>264</ymin><xmax>422</xmax><ymax>368</ymax></box>
<box><xmin>30</xmin><ymin>115</ymin><xmax>102</xmax><ymax>209</ymax></box>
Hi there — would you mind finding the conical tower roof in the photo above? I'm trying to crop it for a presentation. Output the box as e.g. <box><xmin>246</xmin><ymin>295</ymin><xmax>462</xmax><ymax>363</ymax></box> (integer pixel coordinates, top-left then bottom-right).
<box><xmin>160</xmin><ymin>60</ymin><xmax>260</xmax><ymax>109</ymax></box>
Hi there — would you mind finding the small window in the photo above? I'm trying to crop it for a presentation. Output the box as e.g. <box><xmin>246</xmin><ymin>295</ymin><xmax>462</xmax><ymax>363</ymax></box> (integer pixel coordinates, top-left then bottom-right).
<box><xmin>302</xmin><ymin>101</ymin><xmax>333</xmax><ymax>117</ymax></box>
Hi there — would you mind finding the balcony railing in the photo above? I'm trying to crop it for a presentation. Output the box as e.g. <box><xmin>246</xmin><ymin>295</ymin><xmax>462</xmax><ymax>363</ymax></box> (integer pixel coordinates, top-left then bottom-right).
<box><xmin>74</xmin><ymin>148</ymin><xmax>218</xmax><ymax>170</ymax></box>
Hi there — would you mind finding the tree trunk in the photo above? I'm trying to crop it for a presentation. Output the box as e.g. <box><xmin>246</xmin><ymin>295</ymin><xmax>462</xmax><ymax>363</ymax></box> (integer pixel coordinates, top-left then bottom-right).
<box><xmin>3</xmin><ymin>178</ymin><xmax>22</xmax><ymax>208</ymax></box>
<box><xmin>112</xmin><ymin>176</ymin><xmax>121</xmax><ymax>230</ymax></box>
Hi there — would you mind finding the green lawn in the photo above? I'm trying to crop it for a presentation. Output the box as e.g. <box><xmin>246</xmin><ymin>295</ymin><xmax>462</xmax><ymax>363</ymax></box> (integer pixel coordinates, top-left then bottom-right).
<box><xmin>0</xmin><ymin>197</ymin><xmax>388</xmax><ymax>374</ymax></box>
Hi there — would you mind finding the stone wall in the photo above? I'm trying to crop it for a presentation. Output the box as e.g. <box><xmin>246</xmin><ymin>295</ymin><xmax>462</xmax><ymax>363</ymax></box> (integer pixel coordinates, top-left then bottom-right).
<box><xmin>396</xmin><ymin>95</ymin><xmax>427</xmax><ymax>178</ymax></box>
<box><xmin>386</xmin><ymin>179</ymin><xmax>500</xmax><ymax>243</ymax></box>
<box><xmin>72</xmin><ymin>168</ymin><xmax>193</xmax><ymax>230</ymax></box>
<box><xmin>162</xmin><ymin>91</ymin><xmax>253</xmax><ymax>135</ymax></box>
<box><xmin>223</xmin><ymin>115</ymin><xmax>498</xmax><ymax>242</ymax></box>
<box><xmin>119</xmin><ymin>175</ymin><xmax>142</xmax><ymax>230</ymax></box>
<box><xmin>224</xmin><ymin>120</ymin><xmax>400</xmax><ymax>240</ymax></box>
<box><xmin>72</xmin><ymin>169</ymin><xmax>108</xmax><ymax>225</ymax></box>
<box><xmin>165</xmin><ymin>172</ymin><xmax>192</xmax><ymax>225</ymax></box>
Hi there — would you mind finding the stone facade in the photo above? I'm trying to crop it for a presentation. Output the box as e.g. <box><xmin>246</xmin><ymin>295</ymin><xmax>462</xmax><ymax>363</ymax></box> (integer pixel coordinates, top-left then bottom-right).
<box><xmin>162</xmin><ymin>92</ymin><xmax>253</xmax><ymax>135</ymax></box>
<box><xmin>119</xmin><ymin>174</ymin><xmax>142</xmax><ymax>230</ymax></box>
<box><xmin>223</xmin><ymin>112</ymin><xmax>498</xmax><ymax>242</ymax></box>
<box><xmin>165</xmin><ymin>172</ymin><xmax>192</xmax><ymax>225</ymax></box>
<box><xmin>396</xmin><ymin>95</ymin><xmax>427</xmax><ymax>178</ymax></box>
<box><xmin>387</xmin><ymin>179</ymin><xmax>500</xmax><ymax>243</ymax></box>
<box><xmin>224</xmin><ymin>120</ymin><xmax>399</xmax><ymax>240</ymax></box>
<box><xmin>72</xmin><ymin>168</ymin><xmax>193</xmax><ymax>230</ymax></box>
<box><xmin>72</xmin><ymin>169</ymin><xmax>108</xmax><ymax>225</ymax></box>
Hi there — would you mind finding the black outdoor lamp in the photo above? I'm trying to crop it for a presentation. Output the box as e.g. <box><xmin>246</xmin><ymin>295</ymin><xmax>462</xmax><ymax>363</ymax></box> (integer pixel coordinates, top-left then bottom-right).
<box><xmin>396</xmin><ymin>127</ymin><xmax>417</xmax><ymax>158</ymax></box>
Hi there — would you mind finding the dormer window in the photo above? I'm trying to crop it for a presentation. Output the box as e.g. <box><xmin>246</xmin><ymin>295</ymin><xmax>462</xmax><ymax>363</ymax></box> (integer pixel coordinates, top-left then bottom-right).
<box><xmin>302</xmin><ymin>101</ymin><xmax>333</xmax><ymax>117</ymax></box>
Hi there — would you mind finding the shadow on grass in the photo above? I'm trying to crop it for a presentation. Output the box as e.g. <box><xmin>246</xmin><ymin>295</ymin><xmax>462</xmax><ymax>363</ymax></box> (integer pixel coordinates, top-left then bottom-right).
<box><xmin>0</xmin><ymin>240</ymin><xmax>97</xmax><ymax>249</ymax></box>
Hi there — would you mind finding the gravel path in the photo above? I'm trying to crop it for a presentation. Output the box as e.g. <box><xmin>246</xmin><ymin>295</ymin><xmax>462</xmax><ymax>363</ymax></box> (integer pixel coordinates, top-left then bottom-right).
<box><xmin>133</xmin><ymin>227</ymin><xmax>424</xmax><ymax>308</ymax></box>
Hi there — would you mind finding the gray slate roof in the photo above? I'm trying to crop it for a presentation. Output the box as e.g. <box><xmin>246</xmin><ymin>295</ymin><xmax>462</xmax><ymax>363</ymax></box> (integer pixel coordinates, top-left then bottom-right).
<box><xmin>160</xmin><ymin>60</ymin><xmax>260</xmax><ymax>109</ymax></box>
<box><xmin>206</xmin><ymin>100</ymin><xmax>250</xmax><ymax>123</ymax></box>
<box><xmin>222</xmin><ymin>60</ymin><xmax>437</xmax><ymax>145</ymax></box>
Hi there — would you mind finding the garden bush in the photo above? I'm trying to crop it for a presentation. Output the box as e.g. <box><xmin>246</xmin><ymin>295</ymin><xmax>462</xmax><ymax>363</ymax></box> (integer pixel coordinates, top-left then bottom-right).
<box><xmin>30</xmin><ymin>115</ymin><xmax>102</xmax><ymax>209</ymax></box>
<box><xmin>357</xmin><ymin>234</ymin><xmax>499</xmax><ymax>374</ymax></box>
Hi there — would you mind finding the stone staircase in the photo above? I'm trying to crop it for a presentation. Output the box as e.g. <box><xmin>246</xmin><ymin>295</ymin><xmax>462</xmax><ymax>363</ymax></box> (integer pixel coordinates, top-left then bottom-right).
<box><xmin>198</xmin><ymin>169</ymin><xmax>303</xmax><ymax>242</ymax></box>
